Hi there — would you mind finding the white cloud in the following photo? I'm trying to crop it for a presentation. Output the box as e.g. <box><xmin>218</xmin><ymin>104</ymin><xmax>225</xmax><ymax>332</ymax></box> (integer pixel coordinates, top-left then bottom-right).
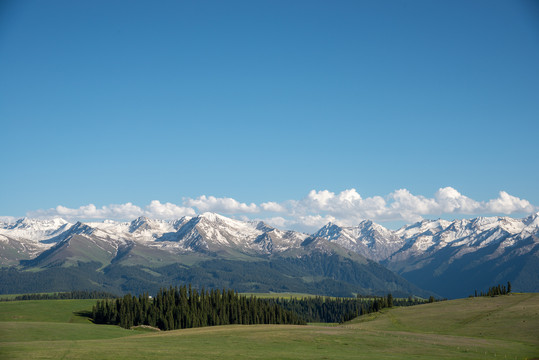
<box><xmin>435</xmin><ymin>187</ymin><xmax>481</xmax><ymax>213</ymax></box>
<box><xmin>305</xmin><ymin>190</ymin><xmax>335</xmax><ymax>210</ymax></box>
<box><xmin>145</xmin><ymin>200</ymin><xmax>196</xmax><ymax>219</ymax></box>
<box><xmin>255</xmin><ymin>188</ymin><xmax>537</xmax><ymax>229</ymax></box>
<box><xmin>390</xmin><ymin>189</ymin><xmax>437</xmax><ymax>214</ymax></box>
<box><xmin>184</xmin><ymin>195</ymin><xmax>258</xmax><ymax>214</ymax></box>
<box><xmin>260</xmin><ymin>214</ymin><xmax>337</xmax><ymax>233</ymax></box>
<box><xmin>260</xmin><ymin>201</ymin><xmax>287</xmax><ymax>213</ymax></box>
<box><xmin>28</xmin><ymin>203</ymin><xmax>144</xmax><ymax>220</ymax></box>
<box><xmin>22</xmin><ymin>188</ymin><xmax>537</xmax><ymax>232</ymax></box>
<box><xmin>484</xmin><ymin>191</ymin><xmax>534</xmax><ymax>214</ymax></box>
<box><xmin>260</xmin><ymin>216</ymin><xmax>289</xmax><ymax>229</ymax></box>
<box><xmin>0</xmin><ymin>216</ymin><xmax>17</xmax><ymax>224</ymax></box>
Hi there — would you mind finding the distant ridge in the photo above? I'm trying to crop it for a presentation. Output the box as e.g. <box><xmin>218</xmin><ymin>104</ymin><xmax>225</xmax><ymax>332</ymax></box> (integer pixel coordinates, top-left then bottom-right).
<box><xmin>1</xmin><ymin>212</ymin><xmax>538</xmax><ymax>298</ymax></box>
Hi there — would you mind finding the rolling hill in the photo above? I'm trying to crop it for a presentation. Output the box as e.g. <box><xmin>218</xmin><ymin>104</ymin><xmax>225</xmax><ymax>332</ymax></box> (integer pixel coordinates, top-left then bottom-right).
<box><xmin>0</xmin><ymin>293</ymin><xmax>537</xmax><ymax>359</ymax></box>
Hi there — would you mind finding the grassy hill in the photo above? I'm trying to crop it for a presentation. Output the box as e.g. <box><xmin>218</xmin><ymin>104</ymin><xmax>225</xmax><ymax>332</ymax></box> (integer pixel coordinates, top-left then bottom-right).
<box><xmin>0</xmin><ymin>294</ymin><xmax>538</xmax><ymax>359</ymax></box>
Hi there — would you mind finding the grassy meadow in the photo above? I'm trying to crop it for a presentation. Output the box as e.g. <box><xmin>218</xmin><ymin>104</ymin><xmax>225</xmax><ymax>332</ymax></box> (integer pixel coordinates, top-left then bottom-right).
<box><xmin>240</xmin><ymin>291</ymin><xmax>324</xmax><ymax>299</ymax></box>
<box><xmin>0</xmin><ymin>294</ymin><xmax>538</xmax><ymax>359</ymax></box>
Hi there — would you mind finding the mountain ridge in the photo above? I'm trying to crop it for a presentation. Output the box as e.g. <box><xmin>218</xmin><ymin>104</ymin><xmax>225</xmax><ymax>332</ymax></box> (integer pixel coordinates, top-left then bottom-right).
<box><xmin>1</xmin><ymin>212</ymin><xmax>538</xmax><ymax>298</ymax></box>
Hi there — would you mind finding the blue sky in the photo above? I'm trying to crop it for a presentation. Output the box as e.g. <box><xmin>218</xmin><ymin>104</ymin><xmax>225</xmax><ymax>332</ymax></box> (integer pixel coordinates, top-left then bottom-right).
<box><xmin>1</xmin><ymin>0</ymin><xmax>538</xmax><ymax>230</ymax></box>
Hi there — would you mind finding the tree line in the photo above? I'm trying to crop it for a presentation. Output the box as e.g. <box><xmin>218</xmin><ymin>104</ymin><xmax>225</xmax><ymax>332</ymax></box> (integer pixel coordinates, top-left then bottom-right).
<box><xmin>92</xmin><ymin>285</ymin><xmax>431</xmax><ymax>330</ymax></box>
<box><xmin>0</xmin><ymin>290</ymin><xmax>117</xmax><ymax>302</ymax></box>
<box><xmin>269</xmin><ymin>293</ymin><xmax>427</xmax><ymax>323</ymax></box>
<box><xmin>471</xmin><ymin>282</ymin><xmax>512</xmax><ymax>297</ymax></box>
<box><xmin>92</xmin><ymin>285</ymin><xmax>306</xmax><ymax>330</ymax></box>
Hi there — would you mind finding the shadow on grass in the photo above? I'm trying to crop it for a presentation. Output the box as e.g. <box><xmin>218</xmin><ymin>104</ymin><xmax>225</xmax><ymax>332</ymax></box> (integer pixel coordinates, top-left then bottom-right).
<box><xmin>73</xmin><ymin>310</ymin><xmax>95</xmax><ymax>323</ymax></box>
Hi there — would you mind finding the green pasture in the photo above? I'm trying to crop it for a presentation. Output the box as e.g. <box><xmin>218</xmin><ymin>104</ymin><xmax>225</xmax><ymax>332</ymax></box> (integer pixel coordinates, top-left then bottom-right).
<box><xmin>1</xmin><ymin>294</ymin><xmax>537</xmax><ymax>359</ymax></box>
<box><xmin>240</xmin><ymin>291</ymin><xmax>321</xmax><ymax>299</ymax></box>
<box><xmin>0</xmin><ymin>292</ymin><xmax>58</xmax><ymax>300</ymax></box>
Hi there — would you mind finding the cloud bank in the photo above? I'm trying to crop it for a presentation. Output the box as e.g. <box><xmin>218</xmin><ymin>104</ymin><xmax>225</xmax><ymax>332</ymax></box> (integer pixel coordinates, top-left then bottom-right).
<box><xmin>24</xmin><ymin>187</ymin><xmax>536</xmax><ymax>231</ymax></box>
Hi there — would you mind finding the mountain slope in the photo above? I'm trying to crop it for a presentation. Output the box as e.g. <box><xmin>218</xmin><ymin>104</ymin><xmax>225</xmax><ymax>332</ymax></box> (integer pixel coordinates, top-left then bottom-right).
<box><xmin>0</xmin><ymin>214</ymin><xmax>430</xmax><ymax>297</ymax></box>
<box><xmin>20</xmin><ymin>222</ymin><xmax>123</xmax><ymax>268</ymax></box>
<box><xmin>1</xmin><ymin>212</ymin><xmax>538</xmax><ymax>298</ymax></box>
<box><xmin>312</xmin><ymin>213</ymin><xmax>539</xmax><ymax>298</ymax></box>
<box><xmin>383</xmin><ymin>214</ymin><xmax>539</xmax><ymax>297</ymax></box>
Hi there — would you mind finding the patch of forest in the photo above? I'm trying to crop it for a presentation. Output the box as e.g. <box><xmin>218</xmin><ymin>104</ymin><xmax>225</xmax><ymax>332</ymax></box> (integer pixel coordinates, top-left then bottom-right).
<box><xmin>92</xmin><ymin>286</ymin><xmax>307</xmax><ymax>330</ymax></box>
<box><xmin>269</xmin><ymin>294</ymin><xmax>427</xmax><ymax>323</ymax></box>
<box><xmin>92</xmin><ymin>285</ymin><xmax>430</xmax><ymax>331</ymax></box>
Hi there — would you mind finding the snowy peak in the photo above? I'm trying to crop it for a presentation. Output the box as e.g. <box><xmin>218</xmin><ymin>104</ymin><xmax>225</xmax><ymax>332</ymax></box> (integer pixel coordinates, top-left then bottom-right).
<box><xmin>189</xmin><ymin>213</ymin><xmax>266</xmax><ymax>250</ymax></box>
<box><xmin>81</xmin><ymin>217</ymin><xmax>190</xmax><ymax>243</ymax></box>
<box><xmin>437</xmin><ymin>215</ymin><xmax>531</xmax><ymax>245</ymax></box>
<box><xmin>152</xmin><ymin>213</ymin><xmax>308</xmax><ymax>254</ymax></box>
<box><xmin>127</xmin><ymin>216</ymin><xmax>178</xmax><ymax>235</ymax></box>
<box><xmin>313</xmin><ymin>222</ymin><xmax>344</xmax><ymax>241</ymax></box>
<box><xmin>6</xmin><ymin>217</ymin><xmax>69</xmax><ymax>230</ymax></box>
<box><xmin>152</xmin><ymin>213</ymin><xmax>249</xmax><ymax>252</ymax></box>
<box><xmin>313</xmin><ymin>214</ymin><xmax>539</xmax><ymax>264</ymax></box>
<box><xmin>70</xmin><ymin>222</ymin><xmax>95</xmax><ymax>236</ymax></box>
<box><xmin>356</xmin><ymin>220</ymin><xmax>398</xmax><ymax>243</ymax></box>
<box><xmin>197</xmin><ymin>212</ymin><xmax>257</xmax><ymax>231</ymax></box>
<box><xmin>388</xmin><ymin>213</ymin><xmax>539</xmax><ymax>270</ymax></box>
<box><xmin>394</xmin><ymin>216</ymin><xmax>522</xmax><ymax>253</ymax></box>
<box><xmin>198</xmin><ymin>212</ymin><xmax>223</xmax><ymax>222</ymax></box>
<box><xmin>522</xmin><ymin>212</ymin><xmax>539</xmax><ymax>234</ymax></box>
<box><xmin>2</xmin><ymin>212</ymin><xmax>538</xmax><ymax>268</ymax></box>
<box><xmin>313</xmin><ymin>220</ymin><xmax>404</xmax><ymax>262</ymax></box>
<box><xmin>524</xmin><ymin>212</ymin><xmax>539</xmax><ymax>226</ymax></box>
<box><xmin>39</xmin><ymin>221</ymin><xmax>97</xmax><ymax>245</ymax></box>
<box><xmin>0</xmin><ymin>217</ymin><xmax>72</xmax><ymax>242</ymax></box>
<box><xmin>253</xmin><ymin>220</ymin><xmax>274</xmax><ymax>233</ymax></box>
<box><xmin>129</xmin><ymin>216</ymin><xmax>151</xmax><ymax>232</ymax></box>
<box><xmin>171</xmin><ymin>217</ymin><xmax>192</xmax><ymax>230</ymax></box>
<box><xmin>467</xmin><ymin>216</ymin><xmax>525</xmax><ymax>234</ymax></box>
<box><xmin>395</xmin><ymin>219</ymin><xmax>451</xmax><ymax>239</ymax></box>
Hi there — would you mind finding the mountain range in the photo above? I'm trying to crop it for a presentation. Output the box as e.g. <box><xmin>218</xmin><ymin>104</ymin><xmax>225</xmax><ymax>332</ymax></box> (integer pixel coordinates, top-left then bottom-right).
<box><xmin>1</xmin><ymin>212</ymin><xmax>538</xmax><ymax>298</ymax></box>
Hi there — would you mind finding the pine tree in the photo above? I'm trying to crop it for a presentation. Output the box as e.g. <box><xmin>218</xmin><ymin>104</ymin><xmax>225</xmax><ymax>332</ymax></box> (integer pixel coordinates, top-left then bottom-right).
<box><xmin>387</xmin><ymin>293</ymin><xmax>393</xmax><ymax>308</ymax></box>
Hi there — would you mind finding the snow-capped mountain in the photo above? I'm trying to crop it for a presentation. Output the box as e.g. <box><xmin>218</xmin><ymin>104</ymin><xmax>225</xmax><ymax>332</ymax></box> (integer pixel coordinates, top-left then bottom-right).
<box><xmin>0</xmin><ymin>213</ymin><xmax>431</xmax><ymax>298</ymax></box>
<box><xmin>314</xmin><ymin>220</ymin><xmax>405</xmax><ymax>262</ymax></box>
<box><xmin>310</xmin><ymin>214</ymin><xmax>539</xmax><ymax>268</ymax></box>
<box><xmin>311</xmin><ymin>213</ymin><xmax>539</xmax><ymax>297</ymax></box>
<box><xmin>383</xmin><ymin>213</ymin><xmax>539</xmax><ymax>297</ymax></box>
<box><xmin>0</xmin><ymin>217</ymin><xmax>74</xmax><ymax>264</ymax></box>
<box><xmin>0</xmin><ymin>217</ymin><xmax>72</xmax><ymax>242</ymax></box>
<box><xmin>87</xmin><ymin>216</ymin><xmax>190</xmax><ymax>242</ymax></box>
<box><xmin>163</xmin><ymin>212</ymin><xmax>308</xmax><ymax>253</ymax></box>
<box><xmin>1</xmin><ymin>212</ymin><xmax>538</xmax><ymax>298</ymax></box>
<box><xmin>388</xmin><ymin>214</ymin><xmax>539</xmax><ymax>265</ymax></box>
<box><xmin>164</xmin><ymin>212</ymin><xmax>265</xmax><ymax>252</ymax></box>
<box><xmin>0</xmin><ymin>213</ymin><xmax>313</xmax><ymax>267</ymax></box>
<box><xmin>2</xmin><ymin>212</ymin><xmax>538</xmax><ymax>266</ymax></box>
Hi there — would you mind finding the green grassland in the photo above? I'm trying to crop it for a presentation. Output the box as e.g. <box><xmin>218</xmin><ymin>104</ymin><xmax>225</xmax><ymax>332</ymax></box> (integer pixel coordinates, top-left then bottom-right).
<box><xmin>240</xmin><ymin>291</ymin><xmax>412</xmax><ymax>301</ymax></box>
<box><xmin>240</xmin><ymin>291</ymin><xmax>324</xmax><ymax>299</ymax></box>
<box><xmin>1</xmin><ymin>294</ymin><xmax>538</xmax><ymax>359</ymax></box>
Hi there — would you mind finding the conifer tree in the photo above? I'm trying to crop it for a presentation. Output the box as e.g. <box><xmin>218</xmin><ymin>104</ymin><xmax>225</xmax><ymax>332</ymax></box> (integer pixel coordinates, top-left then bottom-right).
<box><xmin>387</xmin><ymin>293</ymin><xmax>393</xmax><ymax>308</ymax></box>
